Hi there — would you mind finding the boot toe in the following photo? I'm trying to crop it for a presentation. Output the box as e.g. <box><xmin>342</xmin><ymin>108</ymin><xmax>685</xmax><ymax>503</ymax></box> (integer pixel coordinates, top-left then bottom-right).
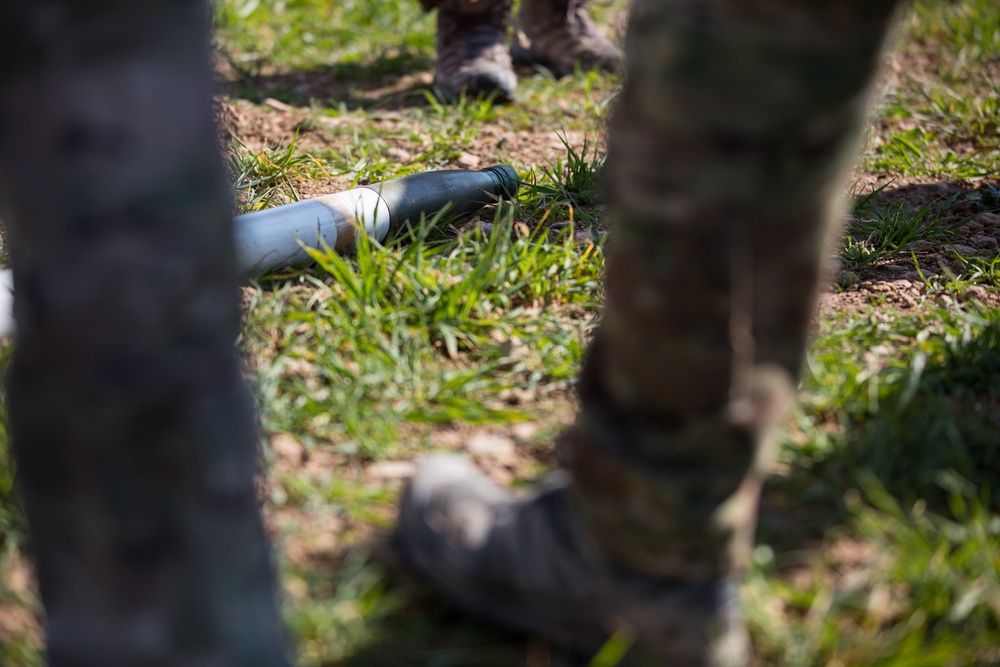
<box><xmin>435</xmin><ymin>65</ymin><xmax>517</xmax><ymax>103</ymax></box>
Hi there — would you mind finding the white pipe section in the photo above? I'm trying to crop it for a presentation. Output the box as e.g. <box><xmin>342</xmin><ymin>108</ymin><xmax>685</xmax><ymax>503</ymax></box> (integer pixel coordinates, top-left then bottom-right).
<box><xmin>234</xmin><ymin>186</ymin><xmax>391</xmax><ymax>275</ymax></box>
<box><xmin>0</xmin><ymin>164</ymin><xmax>518</xmax><ymax>338</ymax></box>
<box><xmin>0</xmin><ymin>269</ymin><xmax>11</xmax><ymax>338</ymax></box>
<box><xmin>0</xmin><ymin>187</ymin><xmax>393</xmax><ymax>338</ymax></box>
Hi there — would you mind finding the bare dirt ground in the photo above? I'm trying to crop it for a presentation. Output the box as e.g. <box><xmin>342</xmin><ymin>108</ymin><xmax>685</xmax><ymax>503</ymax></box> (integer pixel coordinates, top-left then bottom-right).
<box><xmin>218</xmin><ymin>96</ymin><xmax>597</xmax><ymax>196</ymax></box>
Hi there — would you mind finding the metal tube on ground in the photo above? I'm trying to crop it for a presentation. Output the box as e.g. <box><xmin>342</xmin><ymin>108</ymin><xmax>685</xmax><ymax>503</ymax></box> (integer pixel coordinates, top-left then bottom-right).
<box><xmin>0</xmin><ymin>164</ymin><xmax>520</xmax><ymax>336</ymax></box>
<box><xmin>235</xmin><ymin>164</ymin><xmax>519</xmax><ymax>275</ymax></box>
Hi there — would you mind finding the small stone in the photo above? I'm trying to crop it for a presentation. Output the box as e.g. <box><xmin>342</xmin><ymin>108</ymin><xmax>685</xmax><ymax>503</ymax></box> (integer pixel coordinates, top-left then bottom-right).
<box><xmin>965</xmin><ymin>285</ymin><xmax>988</xmax><ymax>301</ymax></box>
<box><xmin>316</xmin><ymin>116</ymin><xmax>351</xmax><ymax>128</ymax></box>
<box><xmin>366</xmin><ymin>460</ymin><xmax>417</xmax><ymax>481</ymax></box>
<box><xmin>283</xmin><ymin>357</ymin><xmax>316</xmax><ymax>378</ymax></box>
<box><xmin>944</xmin><ymin>244</ymin><xmax>977</xmax><ymax>256</ymax></box>
<box><xmin>869</xmin><ymin>281</ymin><xmax>892</xmax><ymax>293</ymax></box>
<box><xmin>511</xmin><ymin>422</ymin><xmax>539</xmax><ymax>440</ymax></box>
<box><xmin>271</xmin><ymin>434</ymin><xmax>305</xmax><ymax>464</ymax></box>
<box><xmin>496</xmin><ymin>336</ymin><xmax>529</xmax><ymax>371</ymax></box>
<box><xmin>263</xmin><ymin>97</ymin><xmax>295</xmax><ymax>112</ymax></box>
<box><xmin>973</xmin><ymin>235</ymin><xmax>999</xmax><ymax>250</ymax></box>
<box><xmin>463</xmin><ymin>220</ymin><xmax>494</xmax><ymax>238</ymax></box>
<box><xmin>457</xmin><ymin>152</ymin><xmax>481</xmax><ymax>168</ymax></box>
<box><xmin>385</xmin><ymin>147</ymin><xmax>413</xmax><ymax>163</ymax></box>
<box><xmin>432</xmin><ymin>429</ymin><xmax>466</xmax><ymax>448</ymax></box>
<box><xmin>467</xmin><ymin>433</ymin><xmax>516</xmax><ymax>462</ymax></box>
<box><xmin>979</xmin><ymin>212</ymin><xmax>1000</xmax><ymax>228</ymax></box>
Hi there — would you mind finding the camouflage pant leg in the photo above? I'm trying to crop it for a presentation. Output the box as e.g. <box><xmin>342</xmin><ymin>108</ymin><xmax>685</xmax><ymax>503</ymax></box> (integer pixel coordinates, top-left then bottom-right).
<box><xmin>0</xmin><ymin>3</ymin><xmax>289</xmax><ymax>666</ymax></box>
<box><xmin>561</xmin><ymin>0</ymin><xmax>904</xmax><ymax>579</ymax></box>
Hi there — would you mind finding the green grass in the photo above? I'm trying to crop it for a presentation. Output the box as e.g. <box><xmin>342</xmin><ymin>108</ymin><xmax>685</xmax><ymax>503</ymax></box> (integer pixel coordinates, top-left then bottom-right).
<box><xmin>750</xmin><ymin>303</ymin><xmax>1000</xmax><ymax>666</ymax></box>
<box><xmin>864</xmin><ymin>0</ymin><xmax>1000</xmax><ymax>177</ymax></box>
<box><xmin>229</xmin><ymin>136</ymin><xmax>327</xmax><ymax>211</ymax></box>
<box><xmin>748</xmin><ymin>474</ymin><xmax>1000</xmax><ymax>667</ymax></box>
<box><xmin>2</xmin><ymin>0</ymin><xmax>1000</xmax><ymax>665</ymax></box>
<box><xmin>840</xmin><ymin>187</ymin><xmax>970</xmax><ymax>268</ymax></box>
<box><xmin>245</xmin><ymin>211</ymin><xmax>602</xmax><ymax>459</ymax></box>
<box><xmin>212</xmin><ymin>0</ymin><xmax>435</xmax><ymax>82</ymax></box>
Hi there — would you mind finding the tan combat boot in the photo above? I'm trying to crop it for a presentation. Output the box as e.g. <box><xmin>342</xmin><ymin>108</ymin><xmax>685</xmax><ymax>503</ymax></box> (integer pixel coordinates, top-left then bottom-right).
<box><xmin>430</xmin><ymin>0</ymin><xmax>518</xmax><ymax>103</ymax></box>
<box><xmin>514</xmin><ymin>0</ymin><xmax>623</xmax><ymax>77</ymax></box>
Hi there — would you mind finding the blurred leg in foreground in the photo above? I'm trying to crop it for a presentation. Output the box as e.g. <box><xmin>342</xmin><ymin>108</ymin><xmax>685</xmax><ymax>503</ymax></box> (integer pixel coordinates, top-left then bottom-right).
<box><xmin>0</xmin><ymin>3</ymin><xmax>289</xmax><ymax>666</ymax></box>
<box><xmin>399</xmin><ymin>0</ymin><xmax>903</xmax><ymax>664</ymax></box>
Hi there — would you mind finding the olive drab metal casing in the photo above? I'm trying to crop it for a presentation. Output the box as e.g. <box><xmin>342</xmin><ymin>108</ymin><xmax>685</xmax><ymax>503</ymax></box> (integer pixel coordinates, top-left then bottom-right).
<box><xmin>233</xmin><ymin>164</ymin><xmax>520</xmax><ymax>274</ymax></box>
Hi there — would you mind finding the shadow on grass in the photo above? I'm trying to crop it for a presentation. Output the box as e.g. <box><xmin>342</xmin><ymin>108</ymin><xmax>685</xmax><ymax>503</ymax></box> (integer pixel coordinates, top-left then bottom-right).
<box><xmin>220</xmin><ymin>50</ymin><xmax>439</xmax><ymax>112</ymax></box>
<box><xmin>840</xmin><ymin>178</ymin><xmax>1000</xmax><ymax>284</ymax></box>
<box><xmin>288</xmin><ymin>537</ymin><xmax>587</xmax><ymax>667</ymax></box>
<box><xmin>217</xmin><ymin>48</ymin><xmax>589</xmax><ymax>114</ymax></box>
<box><xmin>338</xmin><ymin>582</ymin><xmax>579</xmax><ymax>666</ymax></box>
<box><xmin>324</xmin><ymin>306</ymin><xmax>1000</xmax><ymax>666</ymax></box>
<box><xmin>832</xmin><ymin>315</ymin><xmax>1000</xmax><ymax>506</ymax></box>
<box><xmin>760</xmin><ymin>307</ymin><xmax>1000</xmax><ymax>557</ymax></box>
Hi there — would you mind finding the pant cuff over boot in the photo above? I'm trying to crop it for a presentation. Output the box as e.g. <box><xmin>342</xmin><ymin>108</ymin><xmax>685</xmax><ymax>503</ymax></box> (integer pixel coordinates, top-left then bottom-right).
<box><xmin>559</xmin><ymin>339</ymin><xmax>795</xmax><ymax>580</ymax></box>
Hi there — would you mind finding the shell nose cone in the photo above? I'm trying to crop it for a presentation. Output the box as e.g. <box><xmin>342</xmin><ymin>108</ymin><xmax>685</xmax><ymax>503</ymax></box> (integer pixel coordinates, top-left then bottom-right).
<box><xmin>482</xmin><ymin>164</ymin><xmax>520</xmax><ymax>199</ymax></box>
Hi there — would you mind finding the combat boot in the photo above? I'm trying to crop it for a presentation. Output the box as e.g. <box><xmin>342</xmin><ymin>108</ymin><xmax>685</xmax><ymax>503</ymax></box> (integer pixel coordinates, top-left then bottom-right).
<box><xmin>398</xmin><ymin>456</ymin><xmax>751</xmax><ymax>666</ymax></box>
<box><xmin>513</xmin><ymin>0</ymin><xmax>623</xmax><ymax>77</ymax></box>
<box><xmin>396</xmin><ymin>350</ymin><xmax>794</xmax><ymax>666</ymax></box>
<box><xmin>430</xmin><ymin>0</ymin><xmax>517</xmax><ymax>103</ymax></box>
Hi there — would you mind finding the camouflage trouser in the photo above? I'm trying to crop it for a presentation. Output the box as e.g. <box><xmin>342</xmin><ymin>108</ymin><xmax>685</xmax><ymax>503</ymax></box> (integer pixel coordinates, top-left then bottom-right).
<box><xmin>0</xmin><ymin>3</ymin><xmax>289</xmax><ymax>666</ymax></box>
<box><xmin>562</xmin><ymin>0</ymin><xmax>904</xmax><ymax>579</ymax></box>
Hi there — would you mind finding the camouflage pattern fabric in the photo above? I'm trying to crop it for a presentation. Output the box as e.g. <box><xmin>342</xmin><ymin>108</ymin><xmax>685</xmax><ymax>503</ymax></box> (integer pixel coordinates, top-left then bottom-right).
<box><xmin>0</xmin><ymin>3</ymin><xmax>290</xmax><ymax>666</ymax></box>
<box><xmin>561</xmin><ymin>0</ymin><xmax>905</xmax><ymax>579</ymax></box>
